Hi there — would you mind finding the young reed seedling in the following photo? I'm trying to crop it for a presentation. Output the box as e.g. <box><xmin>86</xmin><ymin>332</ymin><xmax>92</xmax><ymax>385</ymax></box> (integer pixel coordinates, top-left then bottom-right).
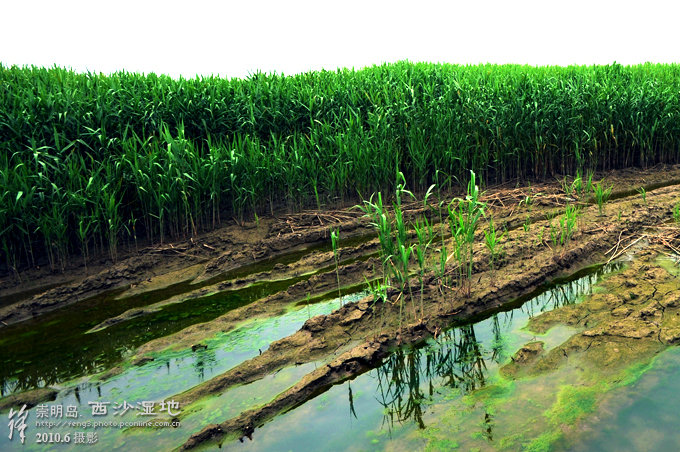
<box><xmin>637</xmin><ymin>187</ymin><xmax>647</xmax><ymax>205</ymax></box>
<box><xmin>413</xmin><ymin>216</ymin><xmax>433</xmax><ymax>320</ymax></box>
<box><xmin>447</xmin><ymin>170</ymin><xmax>486</xmax><ymax>297</ymax></box>
<box><xmin>559</xmin><ymin>204</ymin><xmax>580</xmax><ymax>248</ymax></box>
<box><xmin>484</xmin><ymin>217</ymin><xmax>506</xmax><ymax>271</ymax></box>
<box><xmin>593</xmin><ymin>181</ymin><xmax>613</xmax><ymax>216</ymax></box>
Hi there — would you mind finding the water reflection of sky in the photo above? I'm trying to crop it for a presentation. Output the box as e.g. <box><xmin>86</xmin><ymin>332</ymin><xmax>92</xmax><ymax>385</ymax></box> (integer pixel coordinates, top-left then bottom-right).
<box><xmin>561</xmin><ymin>347</ymin><xmax>680</xmax><ymax>451</ymax></box>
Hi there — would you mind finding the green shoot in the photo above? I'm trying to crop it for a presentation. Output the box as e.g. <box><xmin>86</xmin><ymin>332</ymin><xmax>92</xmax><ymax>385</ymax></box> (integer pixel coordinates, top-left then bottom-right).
<box><xmin>593</xmin><ymin>181</ymin><xmax>613</xmax><ymax>215</ymax></box>
<box><xmin>484</xmin><ymin>217</ymin><xmax>506</xmax><ymax>271</ymax></box>
<box><xmin>637</xmin><ymin>186</ymin><xmax>647</xmax><ymax>205</ymax></box>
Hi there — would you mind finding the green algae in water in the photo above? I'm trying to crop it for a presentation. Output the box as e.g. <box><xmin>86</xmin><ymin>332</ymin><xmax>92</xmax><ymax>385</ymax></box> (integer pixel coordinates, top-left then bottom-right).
<box><xmin>554</xmin><ymin>347</ymin><xmax>680</xmax><ymax>452</ymax></box>
<box><xmin>0</xmin><ymin>362</ymin><xmax>320</xmax><ymax>452</ymax></box>
<box><xmin>0</xmin><ymin>292</ymin><xmax>361</xmax><ymax>410</ymax></box>
<box><xmin>0</xmin><ymin>260</ymin><xmax>361</xmax><ymax>396</ymax></box>
<box><xmin>0</xmin><ymin>292</ymin><xmax>363</xmax><ymax>451</ymax></box>
<box><xmin>210</xmin><ymin>262</ymin><xmax>622</xmax><ymax>452</ymax></box>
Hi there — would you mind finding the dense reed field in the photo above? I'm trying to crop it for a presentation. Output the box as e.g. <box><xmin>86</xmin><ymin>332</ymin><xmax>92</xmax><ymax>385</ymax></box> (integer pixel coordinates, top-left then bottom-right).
<box><xmin>2</xmin><ymin>62</ymin><xmax>680</xmax><ymax>273</ymax></box>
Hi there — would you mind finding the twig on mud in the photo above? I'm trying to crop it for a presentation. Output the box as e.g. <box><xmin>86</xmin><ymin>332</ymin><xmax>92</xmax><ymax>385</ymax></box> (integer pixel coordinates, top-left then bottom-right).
<box><xmin>651</xmin><ymin>225</ymin><xmax>680</xmax><ymax>230</ymax></box>
<box><xmin>605</xmin><ymin>230</ymin><xmax>626</xmax><ymax>256</ymax></box>
<box><xmin>607</xmin><ymin>235</ymin><xmax>646</xmax><ymax>264</ymax></box>
<box><xmin>483</xmin><ymin>193</ymin><xmax>506</xmax><ymax>208</ymax></box>
<box><xmin>659</xmin><ymin>250</ymin><xmax>679</xmax><ymax>259</ymax></box>
<box><xmin>659</xmin><ymin>238</ymin><xmax>680</xmax><ymax>255</ymax></box>
<box><xmin>390</xmin><ymin>291</ymin><xmax>403</xmax><ymax>306</ymax></box>
<box><xmin>440</xmin><ymin>283</ymin><xmax>456</xmax><ymax>292</ymax></box>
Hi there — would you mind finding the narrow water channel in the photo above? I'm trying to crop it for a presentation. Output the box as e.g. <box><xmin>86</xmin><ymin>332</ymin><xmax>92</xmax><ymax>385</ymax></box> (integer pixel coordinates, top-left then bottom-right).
<box><xmin>0</xmin><ymin>237</ymin><xmax>371</xmax><ymax>396</ymax></box>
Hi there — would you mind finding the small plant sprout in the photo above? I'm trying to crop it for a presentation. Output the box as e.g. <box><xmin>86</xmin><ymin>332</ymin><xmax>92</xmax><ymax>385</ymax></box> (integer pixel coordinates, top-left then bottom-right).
<box><xmin>549</xmin><ymin>222</ymin><xmax>559</xmax><ymax>250</ymax></box>
<box><xmin>571</xmin><ymin>169</ymin><xmax>593</xmax><ymax>198</ymax></box>
<box><xmin>571</xmin><ymin>171</ymin><xmax>583</xmax><ymax>196</ymax></box>
<box><xmin>357</xmin><ymin>192</ymin><xmax>394</xmax><ymax>284</ymax></box>
<box><xmin>637</xmin><ymin>186</ymin><xmax>647</xmax><ymax>205</ymax></box>
<box><xmin>562</xmin><ymin>176</ymin><xmax>572</xmax><ymax>196</ymax></box>
<box><xmin>673</xmin><ymin>204</ymin><xmax>680</xmax><ymax>223</ymax></box>
<box><xmin>484</xmin><ymin>217</ymin><xmax>506</xmax><ymax>272</ymax></box>
<box><xmin>365</xmin><ymin>276</ymin><xmax>388</xmax><ymax>305</ymax></box>
<box><xmin>585</xmin><ymin>170</ymin><xmax>594</xmax><ymax>196</ymax></box>
<box><xmin>330</xmin><ymin>228</ymin><xmax>342</xmax><ymax>305</ymax></box>
<box><xmin>559</xmin><ymin>204</ymin><xmax>579</xmax><ymax>248</ymax></box>
<box><xmin>393</xmin><ymin>172</ymin><xmax>417</xmax><ymax>318</ymax></box>
<box><xmin>593</xmin><ymin>181</ymin><xmax>613</xmax><ymax>215</ymax></box>
<box><xmin>432</xmin><ymin>171</ymin><xmax>451</xmax><ymax>283</ymax></box>
<box><xmin>537</xmin><ymin>227</ymin><xmax>545</xmax><ymax>247</ymax></box>
<box><xmin>411</xmin><ymin>186</ymin><xmax>436</xmax><ymax>319</ymax></box>
<box><xmin>520</xmin><ymin>193</ymin><xmax>533</xmax><ymax>210</ymax></box>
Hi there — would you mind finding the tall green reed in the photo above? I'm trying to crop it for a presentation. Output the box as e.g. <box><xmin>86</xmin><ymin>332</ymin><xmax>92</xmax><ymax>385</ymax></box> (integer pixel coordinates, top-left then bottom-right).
<box><xmin>4</xmin><ymin>62</ymin><xmax>680</xmax><ymax>273</ymax></box>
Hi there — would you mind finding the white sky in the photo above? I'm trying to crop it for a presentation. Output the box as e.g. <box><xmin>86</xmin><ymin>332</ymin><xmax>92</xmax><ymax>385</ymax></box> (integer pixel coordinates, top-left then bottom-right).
<box><xmin>1</xmin><ymin>0</ymin><xmax>677</xmax><ymax>79</ymax></box>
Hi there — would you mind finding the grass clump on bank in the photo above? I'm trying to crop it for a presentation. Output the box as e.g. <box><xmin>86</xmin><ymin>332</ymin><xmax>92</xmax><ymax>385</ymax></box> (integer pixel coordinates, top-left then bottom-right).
<box><xmin>3</xmin><ymin>62</ymin><xmax>680</xmax><ymax>273</ymax></box>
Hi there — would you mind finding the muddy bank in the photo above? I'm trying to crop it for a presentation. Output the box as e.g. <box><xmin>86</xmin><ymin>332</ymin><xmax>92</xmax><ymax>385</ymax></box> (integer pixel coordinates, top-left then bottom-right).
<box><xmin>3</xmin><ymin>164</ymin><xmax>679</xmax><ymax>327</ymax></box>
<box><xmin>88</xmin><ymin>241</ymin><xmax>380</xmax><ymax>334</ymax></box>
<box><xmin>0</xmin><ymin>387</ymin><xmax>58</xmax><ymax>412</ymax></box>
<box><xmin>176</xmin><ymin>181</ymin><xmax>680</xmax><ymax>448</ymax></box>
<box><xmin>0</xmin><ymin>217</ymin><xmax>372</xmax><ymax>326</ymax></box>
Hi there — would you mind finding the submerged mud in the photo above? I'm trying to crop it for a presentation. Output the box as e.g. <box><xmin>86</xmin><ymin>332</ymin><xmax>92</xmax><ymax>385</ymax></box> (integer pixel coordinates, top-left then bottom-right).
<box><xmin>490</xmin><ymin>249</ymin><xmax>680</xmax><ymax>451</ymax></box>
<box><xmin>519</xmin><ymin>249</ymin><xmax>680</xmax><ymax>379</ymax></box>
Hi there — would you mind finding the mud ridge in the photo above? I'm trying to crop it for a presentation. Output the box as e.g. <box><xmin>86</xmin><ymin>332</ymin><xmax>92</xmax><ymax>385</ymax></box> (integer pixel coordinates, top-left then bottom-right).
<box><xmin>177</xmin><ymin>184</ymin><xmax>680</xmax><ymax>448</ymax></box>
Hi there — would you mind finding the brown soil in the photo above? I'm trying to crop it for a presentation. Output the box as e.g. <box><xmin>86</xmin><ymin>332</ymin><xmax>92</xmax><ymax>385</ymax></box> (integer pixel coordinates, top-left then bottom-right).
<box><xmin>500</xmin><ymin>341</ymin><xmax>545</xmax><ymax>378</ymax></box>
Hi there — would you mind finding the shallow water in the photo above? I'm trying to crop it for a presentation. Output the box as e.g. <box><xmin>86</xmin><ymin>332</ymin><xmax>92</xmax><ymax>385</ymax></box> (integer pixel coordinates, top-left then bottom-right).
<box><xmin>0</xmin><ymin>291</ymin><xmax>364</xmax><ymax>451</ymax></box>
<box><xmin>557</xmin><ymin>347</ymin><xmax>680</xmax><ymax>452</ymax></box>
<box><xmin>214</xmin><ymin>262</ymin><xmax>624</xmax><ymax>451</ymax></box>
<box><xmin>0</xmin><ymin>240</ymin><xmax>369</xmax><ymax>396</ymax></box>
